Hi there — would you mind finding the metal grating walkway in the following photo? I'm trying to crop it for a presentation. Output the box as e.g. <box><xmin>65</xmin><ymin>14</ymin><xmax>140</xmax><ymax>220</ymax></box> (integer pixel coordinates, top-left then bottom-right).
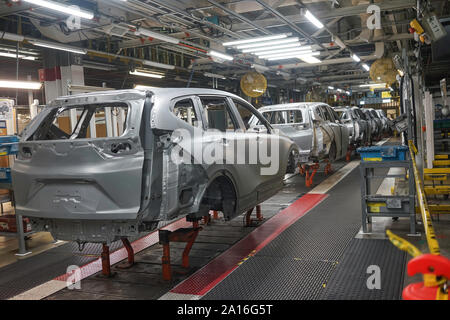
<box><xmin>203</xmin><ymin>166</ymin><xmax>406</xmax><ymax>300</ymax></box>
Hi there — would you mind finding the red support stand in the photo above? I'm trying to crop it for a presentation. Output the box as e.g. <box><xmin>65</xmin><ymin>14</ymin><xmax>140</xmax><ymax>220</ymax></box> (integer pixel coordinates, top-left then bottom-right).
<box><xmin>101</xmin><ymin>243</ymin><xmax>112</xmax><ymax>277</ymax></box>
<box><xmin>117</xmin><ymin>237</ymin><xmax>135</xmax><ymax>269</ymax></box>
<box><xmin>324</xmin><ymin>161</ymin><xmax>333</xmax><ymax>176</ymax></box>
<box><xmin>305</xmin><ymin>163</ymin><xmax>319</xmax><ymax>187</ymax></box>
<box><xmin>245</xmin><ymin>205</ymin><xmax>263</xmax><ymax>227</ymax></box>
<box><xmin>298</xmin><ymin>164</ymin><xmax>306</xmax><ymax>176</ymax></box>
<box><xmin>159</xmin><ymin>220</ymin><xmax>202</xmax><ymax>281</ymax></box>
<box><xmin>212</xmin><ymin>210</ymin><xmax>219</xmax><ymax>219</ymax></box>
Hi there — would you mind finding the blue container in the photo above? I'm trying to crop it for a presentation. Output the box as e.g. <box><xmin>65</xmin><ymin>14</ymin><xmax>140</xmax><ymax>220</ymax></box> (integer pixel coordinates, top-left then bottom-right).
<box><xmin>0</xmin><ymin>168</ymin><xmax>12</xmax><ymax>183</ymax></box>
<box><xmin>0</xmin><ymin>136</ymin><xmax>19</xmax><ymax>156</ymax></box>
<box><xmin>357</xmin><ymin>145</ymin><xmax>409</xmax><ymax>162</ymax></box>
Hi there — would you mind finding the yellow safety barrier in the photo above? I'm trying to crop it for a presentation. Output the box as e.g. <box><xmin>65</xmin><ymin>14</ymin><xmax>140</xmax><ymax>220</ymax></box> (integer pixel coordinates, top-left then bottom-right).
<box><xmin>408</xmin><ymin>140</ymin><xmax>440</xmax><ymax>255</ymax></box>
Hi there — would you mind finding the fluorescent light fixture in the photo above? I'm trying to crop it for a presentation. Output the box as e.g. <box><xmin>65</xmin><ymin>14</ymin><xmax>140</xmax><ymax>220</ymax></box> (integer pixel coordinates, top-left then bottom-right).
<box><xmin>254</xmin><ymin>46</ymin><xmax>312</xmax><ymax>56</ymax></box>
<box><xmin>143</xmin><ymin>60</ymin><xmax>176</xmax><ymax>70</ymax></box>
<box><xmin>337</xmin><ymin>89</ymin><xmax>343</xmax><ymax>93</ymax></box>
<box><xmin>0</xmin><ymin>52</ymin><xmax>36</xmax><ymax>61</ymax></box>
<box><xmin>328</xmin><ymin>86</ymin><xmax>334</xmax><ymax>90</ymax></box>
<box><xmin>299</xmin><ymin>55</ymin><xmax>322</xmax><ymax>64</ymax></box>
<box><xmin>0</xmin><ymin>80</ymin><xmax>42</xmax><ymax>90</ymax></box>
<box><xmin>83</xmin><ymin>62</ymin><xmax>116</xmax><ymax>71</ymax></box>
<box><xmin>204</xmin><ymin>72</ymin><xmax>226</xmax><ymax>80</ymax></box>
<box><xmin>135</xmin><ymin>27</ymin><xmax>180</xmax><ymax>44</ymax></box>
<box><xmin>382</xmin><ymin>99</ymin><xmax>392</xmax><ymax>103</ymax></box>
<box><xmin>251</xmin><ymin>64</ymin><xmax>269</xmax><ymax>72</ymax></box>
<box><xmin>362</xmin><ymin>63</ymin><xmax>370</xmax><ymax>71</ymax></box>
<box><xmin>360</xmin><ymin>101</ymin><xmax>365</xmax><ymax>105</ymax></box>
<box><xmin>130</xmin><ymin>69</ymin><xmax>165</xmax><ymax>79</ymax></box>
<box><xmin>208</xmin><ymin>50</ymin><xmax>233</xmax><ymax>61</ymax></box>
<box><xmin>242</xmin><ymin>42</ymin><xmax>302</xmax><ymax>53</ymax></box>
<box><xmin>346</xmin><ymin>91</ymin><xmax>351</xmax><ymax>95</ymax></box>
<box><xmin>305</xmin><ymin>10</ymin><xmax>324</xmax><ymax>29</ymax></box>
<box><xmin>22</xmin><ymin>0</ymin><xmax>94</xmax><ymax>19</ymax></box>
<box><xmin>260</xmin><ymin>50</ymin><xmax>315</xmax><ymax>59</ymax></box>
<box><xmin>236</xmin><ymin>37</ymin><xmax>299</xmax><ymax>49</ymax></box>
<box><xmin>223</xmin><ymin>34</ymin><xmax>288</xmax><ymax>46</ymax></box>
<box><xmin>351</xmin><ymin>54</ymin><xmax>361</xmax><ymax>62</ymax></box>
<box><xmin>30</xmin><ymin>40</ymin><xmax>87</xmax><ymax>54</ymax></box>
<box><xmin>0</xmin><ymin>32</ymin><xmax>25</xmax><ymax>42</ymax></box>
<box><xmin>135</xmin><ymin>85</ymin><xmax>159</xmax><ymax>90</ymax></box>
<box><xmin>359</xmin><ymin>83</ymin><xmax>387</xmax><ymax>88</ymax></box>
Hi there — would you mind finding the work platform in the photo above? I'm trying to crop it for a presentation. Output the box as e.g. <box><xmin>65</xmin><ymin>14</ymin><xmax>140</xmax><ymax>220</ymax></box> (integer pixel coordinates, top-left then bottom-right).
<box><xmin>1</xmin><ymin>139</ymin><xmax>449</xmax><ymax>300</ymax></box>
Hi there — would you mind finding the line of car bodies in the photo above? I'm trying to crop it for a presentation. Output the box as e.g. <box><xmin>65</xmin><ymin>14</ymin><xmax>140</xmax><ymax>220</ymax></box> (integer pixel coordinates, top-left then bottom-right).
<box><xmin>11</xmin><ymin>88</ymin><xmax>391</xmax><ymax>245</ymax></box>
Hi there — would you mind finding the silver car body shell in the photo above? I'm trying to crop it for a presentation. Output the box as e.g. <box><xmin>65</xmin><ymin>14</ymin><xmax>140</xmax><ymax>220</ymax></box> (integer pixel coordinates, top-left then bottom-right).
<box><xmin>248</xmin><ymin>102</ymin><xmax>349</xmax><ymax>164</ymax></box>
<box><xmin>12</xmin><ymin>89</ymin><xmax>296</xmax><ymax>243</ymax></box>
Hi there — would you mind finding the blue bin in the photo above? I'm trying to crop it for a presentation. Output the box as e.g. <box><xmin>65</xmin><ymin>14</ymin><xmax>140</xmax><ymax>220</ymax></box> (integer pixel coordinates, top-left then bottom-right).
<box><xmin>357</xmin><ymin>145</ymin><xmax>409</xmax><ymax>162</ymax></box>
<box><xmin>0</xmin><ymin>168</ymin><xmax>12</xmax><ymax>183</ymax></box>
<box><xmin>0</xmin><ymin>136</ymin><xmax>19</xmax><ymax>156</ymax></box>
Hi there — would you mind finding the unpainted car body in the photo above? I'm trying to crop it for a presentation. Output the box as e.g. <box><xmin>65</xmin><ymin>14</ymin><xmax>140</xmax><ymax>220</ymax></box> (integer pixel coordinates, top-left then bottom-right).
<box><xmin>12</xmin><ymin>89</ymin><xmax>297</xmax><ymax>244</ymax></box>
<box><xmin>333</xmin><ymin>107</ymin><xmax>366</xmax><ymax>145</ymax></box>
<box><xmin>375</xmin><ymin>109</ymin><xmax>389</xmax><ymax>134</ymax></box>
<box><xmin>362</xmin><ymin>108</ymin><xmax>380</xmax><ymax>140</ymax></box>
<box><xmin>350</xmin><ymin>107</ymin><xmax>371</xmax><ymax>145</ymax></box>
<box><xmin>248</xmin><ymin>102</ymin><xmax>349</xmax><ymax>164</ymax></box>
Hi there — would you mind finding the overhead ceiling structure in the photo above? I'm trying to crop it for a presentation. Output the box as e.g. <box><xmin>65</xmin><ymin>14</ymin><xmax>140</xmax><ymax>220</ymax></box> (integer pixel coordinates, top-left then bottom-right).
<box><xmin>0</xmin><ymin>0</ymin><xmax>449</xmax><ymax>93</ymax></box>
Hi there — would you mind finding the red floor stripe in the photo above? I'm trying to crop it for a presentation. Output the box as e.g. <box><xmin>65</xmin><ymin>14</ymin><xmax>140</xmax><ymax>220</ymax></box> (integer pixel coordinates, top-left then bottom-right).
<box><xmin>170</xmin><ymin>193</ymin><xmax>328</xmax><ymax>296</ymax></box>
<box><xmin>54</xmin><ymin>217</ymin><xmax>191</xmax><ymax>282</ymax></box>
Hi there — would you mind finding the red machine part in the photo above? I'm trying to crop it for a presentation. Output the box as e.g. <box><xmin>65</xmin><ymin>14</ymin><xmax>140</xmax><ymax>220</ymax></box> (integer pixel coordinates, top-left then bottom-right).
<box><xmin>403</xmin><ymin>254</ymin><xmax>450</xmax><ymax>300</ymax></box>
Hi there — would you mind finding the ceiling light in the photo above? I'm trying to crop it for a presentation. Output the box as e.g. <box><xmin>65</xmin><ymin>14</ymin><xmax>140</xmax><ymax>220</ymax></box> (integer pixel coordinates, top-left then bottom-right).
<box><xmin>129</xmin><ymin>69</ymin><xmax>165</xmax><ymax>79</ymax></box>
<box><xmin>236</xmin><ymin>37</ymin><xmax>299</xmax><ymax>49</ymax></box>
<box><xmin>134</xmin><ymin>27</ymin><xmax>180</xmax><ymax>44</ymax></box>
<box><xmin>242</xmin><ymin>42</ymin><xmax>302</xmax><ymax>53</ymax></box>
<box><xmin>143</xmin><ymin>60</ymin><xmax>176</xmax><ymax>70</ymax></box>
<box><xmin>260</xmin><ymin>50</ymin><xmax>315</xmax><ymax>60</ymax></box>
<box><xmin>208</xmin><ymin>50</ymin><xmax>233</xmax><ymax>61</ymax></box>
<box><xmin>204</xmin><ymin>72</ymin><xmax>226</xmax><ymax>80</ymax></box>
<box><xmin>359</xmin><ymin>83</ymin><xmax>387</xmax><ymax>88</ymax></box>
<box><xmin>305</xmin><ymin>10</ymin><xmax>324</xmax><ymax>29</ymax></box>
<box><xmin>82</xmin><ymin>62</ymin><xmax>116</xmax><ymax>71</ymax></box>
<box><xmin>362</xmin><ymin>63</ymin><xmax>370</xmax><ymax>71</ymax></box>
<box><xmin>0</xmin><ymin>32</ymin><xmax>25</xmax><ymax>42</ymax></box>
<box><xmin>328</xmin><ymin>86</ymin><xmax>334</xmax><ymax>90</ymax></box>
<box><xmin>0</xmin><ymin>52</ymin><xmax>36</xmax><ymax>61</ymax></box>
<box><xmin>223</xmin><ymin>34</ymin><xmax>288</xmax><ymax>46</ymax></box>
<box><xmin>351</xmin><ymin>54</ymin><xmax>361</xmax><ymax>62</ymax></box>
<box><xmin>22</xmin><ymin>0</ymin><xmax>94</xmax><ymax>19</ymax></box>
<box><xmin>299</xmin><ymin>55</ymin><xmax>322</xmax><ymax>64</ymax></box>
<box><xmin>251</xmin><ymin>64</ymin><xmax>270</xmax><ymax>72</ymax></box>
<box><xmin>30</xmin><ymin>40</ymin><xmax>87</xmax><ymax>54</ymax></box>
<box><xmin>0</xmin><ymin>80</ymin><xmax>42</xmax><ymax>90</ymax></box>
<box><xmin>254</xmin><ymin>46</ymin><xmax>312</xmax><ymax>56</ymax></box>
<box><xmin>337</xmin><ymin>89</ymin><xmax>343</xmax><ymax>92</ymax></box>
<box><xmin>346</xmin><ymin>91</ymin><xmax>351</xmax><ymax>95</ymax></box>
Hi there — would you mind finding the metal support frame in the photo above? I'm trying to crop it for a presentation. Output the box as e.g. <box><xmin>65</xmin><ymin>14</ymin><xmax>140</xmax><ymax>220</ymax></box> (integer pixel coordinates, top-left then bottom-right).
<box><xmin>245</xmin><ymin>205</ymin><xmax>263</xmax><ymax>227</ymax></box>
<box><xmin>101</xmin><ymin>243</ymin><xmax>112</xmax><ymax>277</ymax></box>
<box><xmin>158</xmin><ymin>220</ymin><xmax>202</xmax><ymax>281</ymax></box>
<box><xmin>360</xmin><ymin>160</ymin><xmax>416</xmax><ymax>235</ymax></box>
<box><xmin>117</xmin><ymin>237</ymin><xmax>135</xmax><ymax>269</ymax></box>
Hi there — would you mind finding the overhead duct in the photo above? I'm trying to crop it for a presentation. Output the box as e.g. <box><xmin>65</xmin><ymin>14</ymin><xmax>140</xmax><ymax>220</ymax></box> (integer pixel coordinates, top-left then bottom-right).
<box><xmin>273</xmin><ymin>42</ymin><xmax>385</xmax><ymax>69</ymax></box>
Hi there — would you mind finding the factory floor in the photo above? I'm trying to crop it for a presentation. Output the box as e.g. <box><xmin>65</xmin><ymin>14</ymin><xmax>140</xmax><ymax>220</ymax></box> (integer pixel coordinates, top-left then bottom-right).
<box><xmin>0</xmin><ymin>137</ymin><xmax>449</xmax><ymax>300</ymax></box>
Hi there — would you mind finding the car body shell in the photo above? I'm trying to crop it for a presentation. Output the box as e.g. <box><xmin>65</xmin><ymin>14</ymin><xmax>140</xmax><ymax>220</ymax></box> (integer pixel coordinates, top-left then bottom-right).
<box><xmin>248</xmin><ymin>102</ymin><xmax>349</xmax><ymax>164</ymax></box>
<box><xmin>333</xmin><ymin>107</ymin><xmax>366</xmax><ymax>145</ymax></box>
<box><xmin>350</xmin><ymin>107</ymin><xmax>371</xmax><ymax>145</ymax></box>
<box><xmin>12</xmin><ymin>89</ymin><xmax>297</xmax><ymax>243</ymax></box>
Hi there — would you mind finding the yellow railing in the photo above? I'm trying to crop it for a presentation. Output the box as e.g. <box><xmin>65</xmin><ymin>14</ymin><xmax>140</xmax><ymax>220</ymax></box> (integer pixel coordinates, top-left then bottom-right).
<box><xmin>407</xmin><ymin>140</ymin><xmax>440</xmax><ymax>255</ymax></box>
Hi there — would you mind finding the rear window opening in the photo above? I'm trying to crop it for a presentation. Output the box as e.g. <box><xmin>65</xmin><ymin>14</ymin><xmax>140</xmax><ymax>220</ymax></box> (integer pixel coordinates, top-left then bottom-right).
<box><xmin>28</xmin><ymin>103</ymin><xmax>129</xmax><ymax>141</ymax></box>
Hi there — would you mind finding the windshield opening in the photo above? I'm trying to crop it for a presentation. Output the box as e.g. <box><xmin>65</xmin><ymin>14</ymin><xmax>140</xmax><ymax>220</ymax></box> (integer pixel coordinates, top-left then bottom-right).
<box><xmin>259</xmin><ymin>110</ymin><xmax>305</xmax><ymax>125</ymax></box>
<box><xmin>28</xmin><ymin>103</ymin><xmax>129</xmax><ymax>141</ymax></box>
